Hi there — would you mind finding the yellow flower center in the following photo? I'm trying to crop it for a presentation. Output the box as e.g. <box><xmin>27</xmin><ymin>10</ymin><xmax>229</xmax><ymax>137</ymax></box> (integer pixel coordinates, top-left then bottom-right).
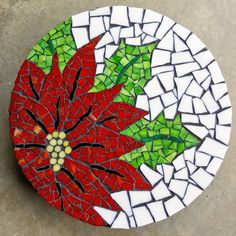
<box><xmin>46</xmin><ymin>131</ymin><xmax>72</xmax><ymax>172</ymax></box>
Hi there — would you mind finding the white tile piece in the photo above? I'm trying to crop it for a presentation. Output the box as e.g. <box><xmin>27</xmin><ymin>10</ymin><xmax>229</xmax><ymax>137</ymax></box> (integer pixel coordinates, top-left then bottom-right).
<box><xmin>111</xmin><ymin>212</ymin><xmax>129</xmax><ymax>229</ymax></box>
<box><xmin>143</xmin><ymin>9</ymin><xmax>162</xmax><ymax>23</ymax></box>
<box><xmin>90</xmin><ymin>6</ymin><xmax>111</xmax><ymax>16</ymax></box>
<box><xmin>164</xmin><ymin>103</ymin><xmax>178</xmax><ymax>119</ymax></box>
<box><xmin>156</xmin><ymin>165</ymin><xmax>164</xmax><ymax>175</ymax></box>
<box><xmin>95</xmin><ymin>32</ymin><xmax>114</xmax><ymax>48</ymax></box>
<box><xmin>111</xmin><ymin>191</ymin><xmax>132</xmax><ymax>216</ymax></box>
<box><xmin>72</xmin><ymin>11</ymin><xmax>89</xmax><ymax>26</ymax></box>
<box><xmin>211</xmin><ymin>83</ymin><xmax>228</xmax><ymax>101</ymax></box>
<box><xmin>208</xmin><ymin>61</ymin><xmax>224</xmax><ymax>84</ymax></box>
<box><xmin>128</xmin><ymin>7</ymin><xmax>144</xmax><ymax>23</ymax></box>
<box><xmin>206</xmin><ymin>157</ymin><xmax>223</xmax><ymax>175</ymax></box>
<box><xmin>143</xmin><ymin>23</ymin><xmax>159</xmax><ymax>36</ymax></box>
<box><xmin>161</xmin><ymin>92</ymin><xmax>177</xmax><ymax>107</ymax></box>
<box><xmin>103</xmin><ymin>16</ymin><xmax>110</xmax><ymax>30</ymax></box>
<box><xmin>125</xmin><ymin>37</ymin><xmax>142</xmax><ymax>46</ymax></box>
<box><xmin>181</xmin><ymin>114</ymin><xmax>199</xmax><ymax>123</ymax></box>
<box><xmin>186</xmin><ymin>34</ymin><xmax>206</xmax><ymax>55</ymax></box>
<box><xmin>172</xmin><ymin>51</ymin><xmax>194</xmax><ymax>64</ymax></box>
<box><xmin>193</xmin><ymin>98</ymin><xmax>207</xmax><ymax>114</ymax></box>
<box><xmin>209</xmin><ymin>130</ymin><xmax>215</xmax><ymax>138</ymax></box>
<box><xmin>186</xmin><ymin>80</ymin><xmax>203</xmax><ymax>97</ymax></box>
<box><xmin>194</xmin><ymin>50</ymin><xmax>214</xmax><ymax>68</ymax></box>
<box><xmin>202</xmin><ymin>91</ymin><xmax>220</xmax><ymax>113</ymax></box>
<box><xmin>158</xmin><ymin>30</ymin><xmax>174</xmax><ymax>51</ymax></box>
<box><xmin>175</xmin><ymin>62</ymin><xmax>200</xmax><ymax>77</ymax></box>
<box><xmin>120</xmin><ymin>26</ymin><xmax>134</xmax><ymax>38</ymax></box>
<box><xmin>164</xmin><ymin>196</ymin><xmax>185</xmax><ymax>216</ymax></box>
<box><xmin>217</xmin><ymin>108</ymin><xmax>232</xmax><ymax>125</ymax></box>
<box><xmin>183</xmin><ymin>184</ymin><xmax>202</xmax><ymax>205</ymax></box>
<box><xmin>173</xmin><ymin>24</ymin><xmax>191</xmax><ymax>40</ymax></box>
<box><xmin>198</xmin><ymin>137</ymin><xmax>228</xmax><ymax>159</ymax></box>
<box><xmin>149</xmin><ymin>97</ymin><xmax>164</xmax><ymax>120</ymax></box>
<box><xmin>93</xmin><ymin>206</ymin><xmax>117</xmax><ymax>225</ymax></box>
<box><xmin>184</xmin><ymin>147</ymin><xmax>196</xmax><ymax>163</ymax></box>
<box><xmin>195</xmin><ymin>151</ymin><xmax>211</xmax><ymax>167</ymax></box>
<box><xmin>193</xmin><ymin>69</ymin><xmax>210</xmax><ymax>84</ymax></box>
<box><xmin>72</xmin><ymin>27</ymin><xmax>89</xmax><ymax>49</ymax></box>
<box><xmin>144</xmin><ymin>76</ymin><xmax>164</xmax><ymax>98</ymax></box>
<box><xmin>155</xmin><ymin>16</ymin><xmax>175</xmax><ymax>40</ymax></box>
<box><xmin>219</xmin><ymin>95</ymin><xmax>231</xmax><ymax>109</ymax></box>
<box><xmin>130</xmin><ymin>191</ymin><xmax>152</xmax><ymax>206</ymax></box>
<box><xmin>140</xmin><ymin>164</ymin><xmax>163</xmax><ymax>185</ymax></box>
<box><xmin>147</xmin><ymin>201</ymin><xmax>167</xmax><ymax>222</ymax></box>
<box><xmin>169</xmin><ymin>179</ymin><xmax>188</xmax><ymax>198</ymax></box>
<box><xmin>178</xmin><ymin>95</ymin><xmax>193</xmax><ymax>113</ymax></box>
<box><xmin>184</xmin><ymin>125</ymin><xmax>208</xmax><ymax>139</ymax></box>
<box><xmin>174</xmin><ymin>167</ymin><xmax>189</xmax><ymax>180</ymax></box>
<box><xmin>174</xmin><ymin>34</ymin><xmax>189</xmax><ymax>52</ymax></box>
<box><xmin>95</xmin><ymin>48</ymin><xmax>105</xmax><ymax>63</ymax></box>
<box><xmin>186</xmin><ymin>161</ymin><xmax>197</xmax><ymax>174</ymax></box>
<box><xmin>151</xmin><ymin>50</ymin><xmax>171</xmax><ymax>67</ymax></box>
<box><xmin>162</xmin><ymin>164</ymin><xmax>174</xmax><ymax>184</ymax></box>
<box><xmin>142</xmin><ymin>34</ymin><xmax>157</xmax><ymax>44</ymax></box>
<box><xmin>133</xmin><ymin>206</ymin><xmax>154</xmax><ymax>227</ymax></box>
<box><xmin>96</xmin><ymin>64</ymin><xmax>105</xmax><ymax>74</ymax></box>
<box><xmin>215</xmin><ymin>125</ymin><xmax>231</xmax><ymax>145</ymax></box>
<box><xmin>174</xmin><ymin>75</ymin><xmax>193</xmax><ymax>99</ymax></box>
<box><xmin>110</xmin><ymin>26</ymin><xmax>121</xmax><ymax>44</ymax></box>
<box><xmin>89</xmin><ymin>17</ymin><xmax>106</xmax><ymax>38</ymax></box>
<box><xmin>134</xmin><ymin>24</ymin><xmax>143</xmax><ymax>36</ymax></box>
<box><xmin>151</xmin><ymin>180</ymin><xmax>172</xmax><ymax>200</ymax></box>
<box><xmin>129</xmin><ymin>216</ymin><xmax>136</xmax><ymax>228</ymax></box>
<box><xmin>199</xmin><ymin>114</ymin><xmax>216</xmax><ymax>129</ymax></box>
<box><xmin>111</xmin><ymin>6</ymin><xmax>129</xmax><ymax>26</ymax></box>
<box><xmin>158</xmin><ymin>71</ymin><xmax>175</xmax><ymax>91</ymax></box>
<box><xmin>190</xmin><ymin>168</ymin><xmax>213</xmax><ymax>189</ymax></box>
<box><xmin>172</xmin><ymin>154</ymin><xmax>186</xmax><ymax>171</ymax></box>
<box><xmin>201</xmin><ymin>76</ymin><xmax>211</xmax><ymax>90</ymax></box>
<box><xmin>136</xmin><ymin>95</ymin><xmax>149</xmax><ymax>111</ymax></box>
<box><xmin>105</xmin><ymin>45</ymin><xmax>119</xmax><ymax>59</ymax></box>
<box><xmin>154</xmin><ymin>65</ymin><xmax>174</xmax><ymax>75</ymax></box>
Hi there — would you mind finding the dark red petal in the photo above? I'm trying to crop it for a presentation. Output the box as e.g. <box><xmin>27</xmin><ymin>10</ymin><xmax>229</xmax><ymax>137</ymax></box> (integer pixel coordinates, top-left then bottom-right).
<box><xmin>69</xmin><ymin>126</ymin><xmax>144</xmax><ymax>163</ymax></box>
<box><xmin>91</xmin><ymin>160</ymin><xmax>152</xmax><ymax>191</ymax></box>
<box><xmin>62</xmin><ymin>36</ymin><xmax>100</xmax><ymax>96</ymax></box>
<box><xmin>97</xmin><ymin>102</ymin><xmax>148</xmax><ymax>132</ymax></box>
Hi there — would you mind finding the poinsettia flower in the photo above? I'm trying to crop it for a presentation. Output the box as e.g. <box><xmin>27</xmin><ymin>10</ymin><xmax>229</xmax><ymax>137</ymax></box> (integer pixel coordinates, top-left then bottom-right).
<box><xmin>9</xmin><ymin>37</ymin><xmax>152</xmax><ymax>226</ymax></box>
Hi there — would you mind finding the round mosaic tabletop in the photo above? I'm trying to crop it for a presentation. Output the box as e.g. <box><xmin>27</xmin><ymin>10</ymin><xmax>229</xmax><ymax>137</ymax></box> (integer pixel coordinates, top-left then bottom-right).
<box><xmin>9</xmin><ymin>6</ymin><xmax>232</xmax><ymax>228</ymax></box>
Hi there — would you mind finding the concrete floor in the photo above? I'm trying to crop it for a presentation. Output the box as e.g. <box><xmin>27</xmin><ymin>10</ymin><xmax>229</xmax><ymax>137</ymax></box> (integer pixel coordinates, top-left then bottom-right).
<box><xmin>0</xmin><ymin>0</ymin><xmax>236</xmax><ymax>235</ymax></box>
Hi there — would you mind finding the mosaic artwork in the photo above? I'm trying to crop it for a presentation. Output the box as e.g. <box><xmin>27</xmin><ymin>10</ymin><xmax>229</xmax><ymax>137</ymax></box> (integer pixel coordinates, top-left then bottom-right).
<box><xmin>9</xmin><ymin>6</ymin><xmax>232</xmax><ymax>228</ymax></box>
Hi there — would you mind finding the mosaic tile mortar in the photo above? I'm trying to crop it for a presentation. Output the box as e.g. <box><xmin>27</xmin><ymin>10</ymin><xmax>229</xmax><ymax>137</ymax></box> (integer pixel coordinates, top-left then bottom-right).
<box><xmin>9</xmin><ymin>6</ymin><xmax>232</xmax><ymax>228</ymax></box>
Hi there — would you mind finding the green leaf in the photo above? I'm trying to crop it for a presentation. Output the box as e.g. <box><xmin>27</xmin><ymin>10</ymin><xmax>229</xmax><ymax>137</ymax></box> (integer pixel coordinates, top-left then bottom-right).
<box><xmin>119</xmin><ymin>114</ymin><xmax>200</xmax><ymax>169</ymax></box>
<box><xmin>27</xmin><ymin>18</ymin><xmax>76</xmax><ymax>74</ymax></box>
<box><xmin>89</xmin><ymin>40</ymin><xmax>157</xmax><ymax>105</ymax></box>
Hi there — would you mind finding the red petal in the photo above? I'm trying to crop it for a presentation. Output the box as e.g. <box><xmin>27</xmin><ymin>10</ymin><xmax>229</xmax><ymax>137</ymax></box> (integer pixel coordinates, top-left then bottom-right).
<box><xmin>91</xmin><ymin>160</ymin><xmax>152</xmax><ymax>191</ymax></box>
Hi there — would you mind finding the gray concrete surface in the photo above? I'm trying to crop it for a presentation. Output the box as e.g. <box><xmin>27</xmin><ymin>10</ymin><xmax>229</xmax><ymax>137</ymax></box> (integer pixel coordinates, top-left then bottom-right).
<box><xmin>0</xmin><ymin>0</ymin><xmax>236</xmax><ymax>235</ymax></box>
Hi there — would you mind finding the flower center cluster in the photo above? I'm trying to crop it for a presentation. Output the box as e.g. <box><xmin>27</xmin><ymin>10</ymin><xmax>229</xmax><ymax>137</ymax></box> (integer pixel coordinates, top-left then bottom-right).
<box><xmin>46</xmin><ymin>131</ymin><xmax>72</xmax><ymax>172</ymax></box>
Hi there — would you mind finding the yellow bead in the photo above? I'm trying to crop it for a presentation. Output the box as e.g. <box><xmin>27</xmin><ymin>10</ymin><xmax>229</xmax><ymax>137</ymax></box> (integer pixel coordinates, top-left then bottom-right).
<box><xmin>59</xmin><ymin>132</ymin><xmax>66</xmax><ymax>139</ymax></box>
<box><xmin>53</xmin><ymin>164</ymin><xmax>60</xmax><ymax>172</ymax></box>
<box><xmin>49</xmin><ymin>139</ymin><xmax>57</xmax><ymax>146</ymax></box>
<box><xmin>57</xmin><ymin>139</ymin><xmax>63</xmax><ymax>145</ymax></box>
<box><xmin>65</xmin><ymin>146</ymin><xmax>72</xmax><ymax>154</ymax></box>
<box><xmin>46</xmin><ymin>134</ymin><xmax>52</xmax><ymax>140</ymax></box>
<box><xmin>54</xmin><ymin>146</ymin><xmax>61</xmax><ymax>153</ymax></box>
<box><xmin>51</xmin><ymin>152</ymin><xmax>58</xmax><ymax>158</ymax></box>
<box><xmin>63</xmin><ymin>141</ymin><xmax>69</xmax><ymax>147</ymax></box>
<box><xmin>50</xmin><ymin>158</ymin><xmax>57</xmax><ymax>165</ymax></box>
<box><xmin>52</xmin><ymin>131</ymin><xmax>59</xmax><ymax>138</ymax></box>
<box><xmin>59</xmin><ymin>151</ymin><xmax>66</xmax><ymax>158</ymax></box>
<box><xmin>46</xmin><ymin>145</ymin><xmax>53</xmax><ymax>153</ymax></box>
<box><xmin>57</xmin><ymin>159</ymin><xmax>64</xmax><ymax>165</ymax></box>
